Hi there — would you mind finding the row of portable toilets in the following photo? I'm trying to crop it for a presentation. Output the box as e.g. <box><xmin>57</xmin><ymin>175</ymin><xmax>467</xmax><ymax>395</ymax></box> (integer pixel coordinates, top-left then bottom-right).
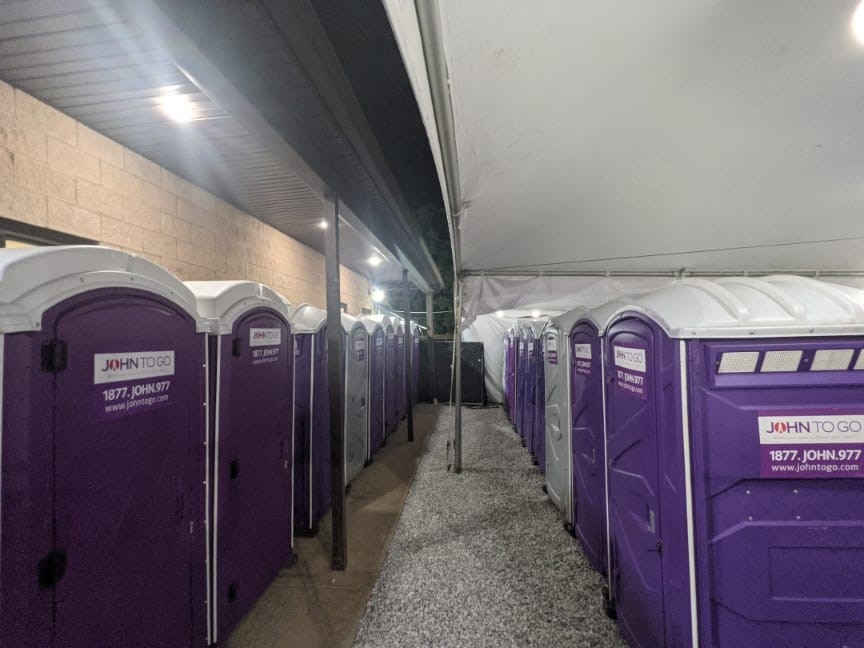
<box><xmin>504</xmin><ymin>276</ymin><xmax>864</xmax><ymax>648</ymax></box>
<box><xmin>0</xmin><ymin>246</ymin><xmax>419</xmax><ymax>647</ymax></box>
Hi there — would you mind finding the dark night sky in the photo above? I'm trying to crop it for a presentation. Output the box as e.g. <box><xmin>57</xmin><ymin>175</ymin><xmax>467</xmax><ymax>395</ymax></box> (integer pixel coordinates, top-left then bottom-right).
<box><xmin>311</xmin><ymin>0</ymin><xmax>444</xmax><ymax>214</ymax></box>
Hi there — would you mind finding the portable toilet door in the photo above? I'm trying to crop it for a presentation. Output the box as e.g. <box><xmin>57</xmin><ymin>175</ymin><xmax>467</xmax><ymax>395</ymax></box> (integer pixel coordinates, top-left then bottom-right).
<box><xmin>186</xmin><ymin>281</ymin><xmax>293</xmax><ymax>644</ymax></box>
<box><xmin>343</xmin><ymin>313</ymin><xmax>369</xmax><ymax>485</ymax></box>
<box><xmin>569</xmin><ymin>301</ymin><xmax>628</xmax><ymax>576</ymax></box>
<box><xmin>362</xmin><ymin>318</ymin><xmax>386</xmax><ymax>458</ymax></box>
<box><xmin>544</xmin><ymin>309</ymin><xmax>584</xmax><ymax>523</ymax></box>
<box><xmin>289</xmin><ymin>305</ymin><xmax>330</xmax><ymax>537</ymax></box>
<box><xmin>605</xmin><ymin>277</ymin><xmax>864</xmax><ymax>648</ymax></box>
<box><xmin>0</xmin><ymin>247</ymin><xmax>207</xmax><ymax>648</ymax></box>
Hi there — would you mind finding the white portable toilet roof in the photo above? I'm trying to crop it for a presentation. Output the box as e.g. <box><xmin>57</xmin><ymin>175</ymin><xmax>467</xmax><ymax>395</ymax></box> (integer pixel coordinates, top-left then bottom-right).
<box><xmin>290</xmin><ymin>304</ymin><xmax>327</xmax><ymax>334</ymax></box>
<box><xmin>614</xmin><ymin>276</ymin><xmax>864</xmax><ymax>339</ymax></box>
<box><xmin>185</xmin><ymin>281</ymin><xmax>291</xmax><ymax>335</ymax></box>
<box><xmin>518</xmin><ymin>318</ymin><xmax>547</xmax><ymax>338</ymax></box>
<box><xmin>550</xmin><ymin>307</ymin><xmax>588</xmax><ymax>337</ymax></box>
<box><xmin>361</xmin><ymin>317</ymin><xmax>383</xmax><ymax>336</ymax></box>
<box><xmin>0</xmin><ymin>245</ymin><xmax>203</xmax><ymax>333</ymax></box>
<box><xmin>581</xmin><ymin>300</ymin><xmax>635</xmax><ymax>336</ymax></box>
<box><xmin>290</xmin><ymin>305</ymin><xmax>363</xmax><ymax>335</ymax></box>
<box><xmin>367</xmin><ymin>313</ymin><xmax>395</xmax><ymax>331</ymax></box>
<box><xmin>341</xmin><ymin>312</ymin><xmax>365</xmax><ymax>335</ymax></box>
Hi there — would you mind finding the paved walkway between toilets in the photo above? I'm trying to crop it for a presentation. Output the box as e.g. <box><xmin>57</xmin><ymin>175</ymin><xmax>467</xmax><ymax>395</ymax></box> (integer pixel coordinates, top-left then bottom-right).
<box><xmin>225</xmin><ymin>403</ymin><xmax>440</xmax><ymax>648</ymax></box>
<box><xmin>353</xmin><ymin>405</ymin><xmax>626</xmax><ymax>648</ymax></box>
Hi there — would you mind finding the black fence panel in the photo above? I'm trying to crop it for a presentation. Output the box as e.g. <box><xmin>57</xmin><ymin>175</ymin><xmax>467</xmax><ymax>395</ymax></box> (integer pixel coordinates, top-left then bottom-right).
<box><xmin>418</xmin><ymin>340</ymin><xmax>486</xmax><ymax>405</ymax></box>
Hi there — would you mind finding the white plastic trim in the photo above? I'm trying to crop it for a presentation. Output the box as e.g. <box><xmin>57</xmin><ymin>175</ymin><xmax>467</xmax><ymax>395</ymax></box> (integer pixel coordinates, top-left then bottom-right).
<box><xmin>679</xmin><ymin>341</ymin><xmax>700</xmax><ymax>648</ymax></box>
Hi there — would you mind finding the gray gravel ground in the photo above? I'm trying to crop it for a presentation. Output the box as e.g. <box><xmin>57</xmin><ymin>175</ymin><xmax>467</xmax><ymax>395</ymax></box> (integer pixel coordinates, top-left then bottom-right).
<box><xmin>353</xmin><ymin>405</ymin><xmax>627</xmax><ymax>648</ymax></box>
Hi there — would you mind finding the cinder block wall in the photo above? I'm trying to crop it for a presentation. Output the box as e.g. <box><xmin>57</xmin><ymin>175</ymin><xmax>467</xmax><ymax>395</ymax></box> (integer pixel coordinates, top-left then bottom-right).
<box><xmin>0</xmin><ymin>80</ymin><xmax>373</xmax><ymax>315</ymax></box>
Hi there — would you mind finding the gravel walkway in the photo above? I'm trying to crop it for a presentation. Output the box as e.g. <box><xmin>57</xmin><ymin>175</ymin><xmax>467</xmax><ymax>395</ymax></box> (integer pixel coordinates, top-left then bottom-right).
<box><xmin>353</xmin><ymin>406</ymin><xmax>627</xmax><ymax>648</ymax></box>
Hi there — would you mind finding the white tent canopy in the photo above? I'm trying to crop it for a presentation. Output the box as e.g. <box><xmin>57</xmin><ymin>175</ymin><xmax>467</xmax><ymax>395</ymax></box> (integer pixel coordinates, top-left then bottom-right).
<box><xmin>386</xmin><ymin>0</ymin><xmax>864</xmax><ymax>468</ymax></box>
<box><xmin>387</xmin><ymin>0</ymin><xmax>864</xmax><ymax>319</ymax></box>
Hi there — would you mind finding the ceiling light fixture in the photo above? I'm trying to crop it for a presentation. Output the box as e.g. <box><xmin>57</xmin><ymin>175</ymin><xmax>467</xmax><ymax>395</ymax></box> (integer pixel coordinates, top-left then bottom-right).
<box><xmin>367</xmin><ymin>255</ymin><xmax>382</xmax><ymax>267</ymax></box>
<box><xmin>531</xmin><ymin>310</ymin><xmax>540</xmax><ymax>318</ymax></box>
<box><xmin>157</xmin><ymin>93</ymin><xmax>199</xmax><ymax>123</ymax></box>
<box><xmin>853</xmin><ymin>1</ymin><xmax>864</xmax><ymax>45</ymax></box>
<box><xmin>371</xmin><ymin>288</ymin><xmax>385</xmax><ymax>303</ymax></box>
<box><xmin>318</xmin><ymin>219</ymin><xmax>328</xmax><ymax>229</ymax></box>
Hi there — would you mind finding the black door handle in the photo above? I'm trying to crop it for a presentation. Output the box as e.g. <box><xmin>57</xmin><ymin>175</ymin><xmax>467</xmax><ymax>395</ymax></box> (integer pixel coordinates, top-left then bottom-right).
<box><xmin>38</xmin><ymin>551</ymin><xmax>67</xmax><ymax>589</ymax></box>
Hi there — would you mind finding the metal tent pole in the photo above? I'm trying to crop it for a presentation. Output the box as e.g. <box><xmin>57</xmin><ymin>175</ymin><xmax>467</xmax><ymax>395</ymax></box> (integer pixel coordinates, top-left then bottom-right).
<box><xmin>453</xmin><ymin>278</ymin><xmax>462</xmax><ymax>474</ymax></box>
<box><xmin>325</xmin><ymin>196</ymin><xmax>346</xmax><ymax>570</ymax></box>
<box><xmin>403</xmin><ymin>269</ymin><xmax>414</xmax><ymax>443</ymax></box>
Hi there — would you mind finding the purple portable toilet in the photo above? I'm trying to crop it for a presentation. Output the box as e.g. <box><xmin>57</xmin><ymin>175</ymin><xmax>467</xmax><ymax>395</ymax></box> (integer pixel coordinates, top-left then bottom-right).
<box><xmin>362</xmin><ymin>317</ymin><xmax>386</xmax><ymax>457</ymax></box>
<box><xmin>341</xmin><ymin>313</ymin><xmax>369</xmax><ymax>484</ymax></box>
<box><xmin>186</xmin><ymin>281</ymin><xmax>293</xmax><ymax>644</ymax></box>
<box><xmin>291</xmin><ymin>307</ymin><xmax>368</xmax><ymax>487</ymax></box>
<box><xmin>289</xmin><ymin>305</ymin><xmax>330</xmax><ymax>536</ymax></box>
<box><xmin>0</xmin><ymin>246</ymin><xmax>208</xmax><ymax>648</ymax></box>
<box><xmin>568</xmin><ymin>301</ymin><xmax>628</xmax><ymax>576</ymax></box>
<box><xmin>543</xmin><ymin>309</ymin><xmax>585</xmax><ymax>523</ymax></box>
<box><xmin>605</xmin><ymin>277</ymin><xmax>864</xmax><ymax>648</ymax></box>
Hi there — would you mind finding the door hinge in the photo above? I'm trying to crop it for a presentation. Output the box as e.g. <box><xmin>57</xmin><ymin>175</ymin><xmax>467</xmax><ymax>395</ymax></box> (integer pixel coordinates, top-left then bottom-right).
<box><xmin>232</xmin><ymin>337</ymin><xmax>242</xmax><ymax>357</ymax></box>
<box><xmin>38</xmin><ymin>550</ymin><xmax>67</xmax><ymax>589</ymax></box>
<box><xmin>41</xmin><ymin>339</ymin><xmax>67</xmax><ymax>373</ymax></box>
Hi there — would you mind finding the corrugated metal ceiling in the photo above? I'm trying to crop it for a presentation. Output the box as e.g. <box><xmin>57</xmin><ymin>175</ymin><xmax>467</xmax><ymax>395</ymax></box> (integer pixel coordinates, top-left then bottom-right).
<box><xmin>0</xmin><ymin>0</ymin><xmax>428</xmax><ymax>288</ymax></box>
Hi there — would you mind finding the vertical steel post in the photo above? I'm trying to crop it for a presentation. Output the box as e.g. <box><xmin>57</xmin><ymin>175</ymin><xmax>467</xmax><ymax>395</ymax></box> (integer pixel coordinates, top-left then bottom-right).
<box><xmin>403</xmin><ymin>269</ymin><xmax>414</xmax><ymax>442</ymax></box>
<box><xmin>426</xmin><ymin>291</ymin><xmax>436</xmax><ymax>404</ymax></box>
<box><xmin>325</xmin><ymin>196</ymin><xmax>346</xmax><ymax>570</ymax></box>
<box><xmin>453</xmin><ymin>279</ymin><xmax>462</xmax><ymax>473</ymax></box>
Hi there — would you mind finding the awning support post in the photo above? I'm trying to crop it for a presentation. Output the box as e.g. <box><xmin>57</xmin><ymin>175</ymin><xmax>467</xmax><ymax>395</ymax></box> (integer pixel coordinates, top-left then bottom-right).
<box><xmin>325</xmin><ymin>196</ymin><xmax>346</xmax><ymax>570</ymax></box>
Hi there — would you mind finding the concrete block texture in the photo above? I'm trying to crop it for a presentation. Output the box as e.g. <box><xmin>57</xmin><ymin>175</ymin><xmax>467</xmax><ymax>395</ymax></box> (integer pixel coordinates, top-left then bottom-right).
<box><xmin>0</xmin><ymin>80</ymin><xmax>374</xmax><ymax>314</ymax></box>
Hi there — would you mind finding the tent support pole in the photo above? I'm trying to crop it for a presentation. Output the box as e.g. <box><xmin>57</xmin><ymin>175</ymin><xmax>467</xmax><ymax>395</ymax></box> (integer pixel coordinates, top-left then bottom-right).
<box><xmin>453</xmin><ymin>278</ymin><xmax>463</xmax><ymax>474</ymax></box>
<box><xmin>426</xmin><ymin>291</ymin><xmax>437</xmax><ymax>404</ymax></box>
<box><xmin>325</xmin><ymin>195</ymin><xmax>346</xmax><ymax>571</ymax></box>
<box><xmin>403</xmin><ymin>270</ymin><xmax>414</xmax><ymax>443</ymax></box>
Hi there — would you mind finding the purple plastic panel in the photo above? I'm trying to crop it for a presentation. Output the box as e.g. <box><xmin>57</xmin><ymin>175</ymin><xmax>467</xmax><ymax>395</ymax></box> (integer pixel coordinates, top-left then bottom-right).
<box><xmin>569</xmin><ymin>321</ymin><xmax>606</xmax><ymax>574</ymax></box>
<box><xmin>1</xmin><ymin>288</ymin><xmax>207</xmax><ymax>648</ymax></box>
<box><xmin>533</xmin><ymin>336</ymin><xmax>546</xmax><ymax>471</ymax></box>
<box><xmin>213</xmin><ymin>309</ymin><xmax>292</xmax><ymax>642</ymax></box>
<box><xmin>384</xmin><ymin>328</ymin><xmax>398</xmax><ymax>435</ymax></box>
<box><xmin>368</xmin><ymin>329</ymin><xmax>386</xmax><ymax>455</ymax></box>
<box><xmin>292</xmin><ymin>331</ymin><xmax>331</xmax><ymax>534</ymax></box>
<box><xmin>605</xmin><ymin>314</ymin><xmax>690</xmax><ymax>648</ymax></box>
<box><xmin>688</xmin><ymin>337</ymin><xmax>864</xmax><ymax>647</ymax></box>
